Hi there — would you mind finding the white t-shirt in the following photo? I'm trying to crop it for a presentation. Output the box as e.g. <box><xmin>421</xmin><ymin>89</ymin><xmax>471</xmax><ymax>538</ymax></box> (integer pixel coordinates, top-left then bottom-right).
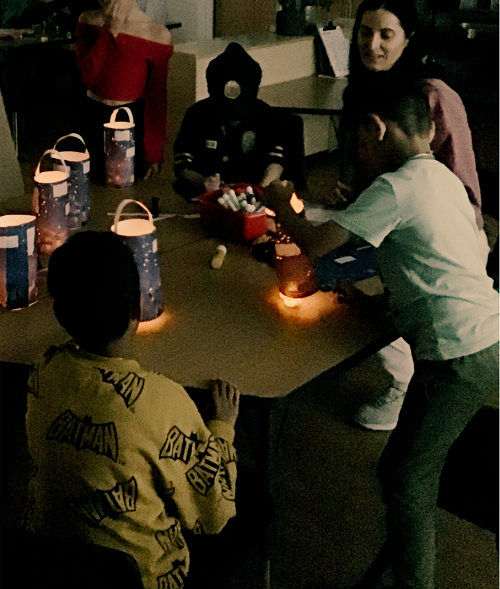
<box><xmin>330</xmin><ymin>156</ymin><xmax>499</xmax><ymax>361</ymax></box>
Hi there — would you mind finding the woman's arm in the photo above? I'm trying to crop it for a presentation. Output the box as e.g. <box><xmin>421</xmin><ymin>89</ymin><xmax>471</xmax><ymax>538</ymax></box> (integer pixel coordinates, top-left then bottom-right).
<box><xmin>423</xmin><ymin>78</ymin><xmax>483</xmax><ymax>230</ymax></box>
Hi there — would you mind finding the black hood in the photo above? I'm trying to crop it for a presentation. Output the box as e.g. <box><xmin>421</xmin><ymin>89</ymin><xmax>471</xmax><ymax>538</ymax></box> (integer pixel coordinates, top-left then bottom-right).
<box><xmin>206</xmin><ymin>42</ymin><xmax>263</xmax><ymax>121</ymax></box>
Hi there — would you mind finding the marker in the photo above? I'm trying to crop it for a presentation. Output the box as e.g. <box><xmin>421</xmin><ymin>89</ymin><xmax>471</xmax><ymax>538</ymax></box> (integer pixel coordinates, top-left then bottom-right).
<box><xmin>211</xmin><ymin>245</ymin><xmax>227</xmax><ymax>269</ymax></box>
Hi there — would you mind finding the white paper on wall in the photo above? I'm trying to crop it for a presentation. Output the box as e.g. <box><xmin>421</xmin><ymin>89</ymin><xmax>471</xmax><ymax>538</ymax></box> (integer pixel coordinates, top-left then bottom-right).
<box><xmin>317</xmin><ymin>25</ymin><xmax>350</xmax><ymax>78</ymax></box>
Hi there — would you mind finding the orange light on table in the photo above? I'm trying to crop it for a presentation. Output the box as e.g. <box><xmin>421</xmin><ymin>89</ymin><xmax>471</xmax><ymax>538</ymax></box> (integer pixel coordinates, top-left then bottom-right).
<box><xmin>275</xmin><ymin>251</ymin><xmax>319</xmax><ymax>307</ymax></box>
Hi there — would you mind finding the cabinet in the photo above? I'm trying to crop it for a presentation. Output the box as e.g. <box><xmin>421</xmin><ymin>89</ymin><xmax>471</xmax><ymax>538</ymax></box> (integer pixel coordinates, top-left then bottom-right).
<box><xmin>214</xmin><ymin>0</ymin><xmax>276</xmax><ymax>37</ymax></box>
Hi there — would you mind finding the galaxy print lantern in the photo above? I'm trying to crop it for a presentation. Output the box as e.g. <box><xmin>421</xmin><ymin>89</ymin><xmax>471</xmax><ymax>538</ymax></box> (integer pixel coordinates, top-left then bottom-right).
<box><xmin>104</xmin><ymin>107</ymin><xmax>135</xmax><ymax>188</ymax></box>
<box><xmin>0</xmin><ymin>215</ymin><xmax>38</xmax><ymax>309</ymax></box>
<box><xmin>52</xmin><ymin>133</ymin><xmax>90</xmax><ymax>229</ymax></box>
<box><xmin>111</xmin><ymin>199</ymin><xmax>163</xmax><ymax>321</ymax></box>
<box><xmin>33</xmin><ymin>149</ymin><xmax>70</xmax><ymax>259</ymax></box>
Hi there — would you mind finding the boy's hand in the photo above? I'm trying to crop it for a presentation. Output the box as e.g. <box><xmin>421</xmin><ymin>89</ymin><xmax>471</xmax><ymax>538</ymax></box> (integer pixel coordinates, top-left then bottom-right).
<box><xmin>207</xmin><ymin>380</ymin><xmax>240</xmax><ymax>428</ymax></box>
<box><xmin>261</xmin><ymin>179</ymin><xmax>295</xmax><ymax>215</ymax></box>
<box><xmin>326</xmin><ymin>181</ymin><xmax>355</xmax><ymax>209</ymax></box>
<box><xmin>204</xmin><ymin>174</ymin><xmax>221</xmax><ymax>192</ymax></box>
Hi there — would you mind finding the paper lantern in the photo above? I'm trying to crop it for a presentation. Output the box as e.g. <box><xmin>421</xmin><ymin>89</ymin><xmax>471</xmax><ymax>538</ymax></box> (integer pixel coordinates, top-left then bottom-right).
<box><xmin>275</xmin><ymin>252</ymin><xmax>319</xmax><ymax>307</ymax></box>
<box><xmin>0</xmin><ymin>215</ymin><xmax>38</xmax><ymax>309</ymax></box>
<box><xmin>111</xmin><ymin>199</ymin><xmax>163</xmax><ymax>322</ymax></box>
<box><xmin>33</xmin><ymin>149</ymin><xmax>70</xmax><ymax>259</ymax></box>
<box><xmin>104</xmin><ymin>107</ymin><xmax>135</xmax><ymax>188</ymax></box>
<box><xmin>52</xmin><ymin>133</ymin><xmax>90</xmax><ymax>229</ymax></box>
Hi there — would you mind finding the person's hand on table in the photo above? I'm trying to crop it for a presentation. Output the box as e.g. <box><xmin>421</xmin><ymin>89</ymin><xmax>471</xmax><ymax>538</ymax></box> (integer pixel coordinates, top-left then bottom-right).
<box><xmin>207</xmin><ymin>379</ymin><xmax>240</xmax><ymax>428</ymax></box>
<box><xmin>144</xmin><ymin>163</ymin><xmax>162</xmax><ymax>180</ymax></box>
<box><xmin>204</xmin><ymin>173</ymin><xmax>221</xmax><ymax>192</ymax></box>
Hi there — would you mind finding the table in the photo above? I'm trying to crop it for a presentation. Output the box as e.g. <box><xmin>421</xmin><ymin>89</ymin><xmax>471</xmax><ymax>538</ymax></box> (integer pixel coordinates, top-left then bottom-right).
<box><xmin>0</xmin><ymin>227</ymin><xmax>388</xmax><ymax>397</ymax></box>
<box><xmin>258</xmin><ymin>75</ymin><xmax>349</xmax><ymax>116</ymax></box>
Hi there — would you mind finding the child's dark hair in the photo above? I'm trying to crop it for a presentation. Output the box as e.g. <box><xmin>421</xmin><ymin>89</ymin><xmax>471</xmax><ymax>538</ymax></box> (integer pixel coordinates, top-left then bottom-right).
<box><xmin>48</xmin><ymin>231</ymin><xmax>141</xmax><ymax>348</ymax></box>
<box><xmin>343</xmin><ymin>77</ymin><xmax>432</xmax><ymax>138</ymax></box>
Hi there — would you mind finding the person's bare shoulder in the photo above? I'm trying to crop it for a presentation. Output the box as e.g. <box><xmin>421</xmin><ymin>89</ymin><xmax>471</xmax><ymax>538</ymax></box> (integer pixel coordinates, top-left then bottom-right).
<box><xmin>145</xmin><ymin>21</ymin><xmax>172</xmax><ymax>46</ymax></box>
<box><xmin>78</xmin><ymin>9</ymin><xmax>106</xmax><ymax>28</ymax></box>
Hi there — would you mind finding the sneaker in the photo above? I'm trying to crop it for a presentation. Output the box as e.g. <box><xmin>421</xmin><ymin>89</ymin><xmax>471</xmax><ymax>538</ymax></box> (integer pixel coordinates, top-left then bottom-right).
<box><xmin>354</xmin><ymin>387</ymin><xmax>406</xmax><ymax>431</ymax></box>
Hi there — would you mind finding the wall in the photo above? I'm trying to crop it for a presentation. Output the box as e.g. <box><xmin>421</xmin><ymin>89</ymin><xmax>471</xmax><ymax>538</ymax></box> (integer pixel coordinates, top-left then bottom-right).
<box><xmin>167</xmin><ymin>0</ymin><xmax>214</xmax><ymax>43</ymax></box>
<box><xmin>0</xmin><ymin>90</ymin><xmax>27</xmax><ymax>215</ymax></box>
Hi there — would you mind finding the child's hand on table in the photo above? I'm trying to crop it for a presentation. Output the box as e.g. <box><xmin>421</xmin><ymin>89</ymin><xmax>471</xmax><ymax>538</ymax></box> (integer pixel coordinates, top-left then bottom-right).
<box><xmin>204</xmin><ymin>173</ymin><xmax>221</xmax><ymax>192</ymax></box>
<box><xmin>208</xmin><ymin>379</ymin><xmax>240</xmax><ymax>427</ymax></box>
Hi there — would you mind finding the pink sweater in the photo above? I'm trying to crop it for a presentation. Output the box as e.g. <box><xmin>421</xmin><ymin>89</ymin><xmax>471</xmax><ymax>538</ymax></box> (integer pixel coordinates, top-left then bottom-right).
<box><xmin>423</xmin><ymin>78</ymin><xmax>483</xmax><ymax>229</ymax></box>
<box><xmin>76</xmin><ymin>22</ymin><xmax>173</xmax><ymax>164</ymax></box>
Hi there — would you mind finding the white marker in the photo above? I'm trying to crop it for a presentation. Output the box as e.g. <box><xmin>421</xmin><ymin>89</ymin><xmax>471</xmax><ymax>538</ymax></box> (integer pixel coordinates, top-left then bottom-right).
<box><xmin>211</xmin><ymin>245</ymin><xmax>227</xmax><ymax>269</ymax></box>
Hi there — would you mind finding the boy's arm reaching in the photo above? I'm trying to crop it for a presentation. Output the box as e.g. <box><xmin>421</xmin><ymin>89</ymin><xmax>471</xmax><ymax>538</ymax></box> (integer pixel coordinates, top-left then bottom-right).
<box><xmin>261</xmin><ymin>180</ymin><xmax>354</xmax><ymax>261</ymax></box>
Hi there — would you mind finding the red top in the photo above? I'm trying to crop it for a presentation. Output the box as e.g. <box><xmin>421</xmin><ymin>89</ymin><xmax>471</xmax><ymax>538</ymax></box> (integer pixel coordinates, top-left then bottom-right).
<box><xmin>424</xmin><ymin>78</ymin><xmax>483</xmax><ymax>230</ymax></box>
<box><xmin>76</xmin><ymin>22</ymin><xmax>173</xmax><ymax>164</ymax></box>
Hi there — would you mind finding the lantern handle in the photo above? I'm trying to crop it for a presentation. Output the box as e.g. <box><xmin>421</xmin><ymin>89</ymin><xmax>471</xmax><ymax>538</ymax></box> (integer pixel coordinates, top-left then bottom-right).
<box><xmin>109</xmin><ymin>107</ymin><xmax>134</xmax><ymax>125</ymax></box>
<box><xmin>112</xmin><ymin>199</ymin><xmax>154</xmax><ymax>233</ymax></box>
<box><xmin>35</xmin><ymin>149</ymin><xmax>69</xmax><ymax>181</ymax></box>
<box><xmin>53</xmin><ymin>133</ymin><xmax>89</xmax><ymax>156</ymax></box>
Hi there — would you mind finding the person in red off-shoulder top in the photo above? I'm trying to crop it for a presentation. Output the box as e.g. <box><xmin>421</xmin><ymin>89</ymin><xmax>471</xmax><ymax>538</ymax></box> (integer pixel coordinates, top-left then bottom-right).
<box><xmin>75</xmin><ymin>0</ymin><xmax>173</xmax><ymax>181</ymax></box>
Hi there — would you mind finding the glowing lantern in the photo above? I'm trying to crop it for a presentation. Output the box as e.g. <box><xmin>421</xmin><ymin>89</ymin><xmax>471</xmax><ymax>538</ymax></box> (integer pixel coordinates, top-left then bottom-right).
<box><xmin>111</xmin><ymin>199</ymin><xmax>163</xmax><ymax>322</ymax></box>
<box><xmin>273</xmin><ymin>192</ymin><xmax>317</xmax><ymax>307</ymax></box>
<box><xmin>52</xmin><ymin>133</ymin><xmax>90</xmax><ymax>229</ymax></box>
<box><xmin>104</xmin><ymin>107</ymin><xmax>135</xmax><ymax>188</ymax></box>
<box><xmin>33</xmin><ymin>149</ymin><xmax>70</xmax><ymax>259</ymax></box>
<box><xmin>0</xmin><ymin>215</ymin><xmax>38</xmax><ymax>309</ymax></box>
<box><xmin>275</xmin><ymin>251</ymin><xmax>319</xmax><ymax>307</ymax></box>
<box><xmin>289</xmin><ymin>192</ymin><xmax>305</xmax><ymax>214</ymax></box>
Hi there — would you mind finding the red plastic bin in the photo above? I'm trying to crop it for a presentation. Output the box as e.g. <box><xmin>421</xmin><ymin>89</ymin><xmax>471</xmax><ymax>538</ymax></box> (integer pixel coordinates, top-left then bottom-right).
<box><xmin>198</xmin><ymin>184</ymin><xmax>267</xmax><ymax>244</ymax></box>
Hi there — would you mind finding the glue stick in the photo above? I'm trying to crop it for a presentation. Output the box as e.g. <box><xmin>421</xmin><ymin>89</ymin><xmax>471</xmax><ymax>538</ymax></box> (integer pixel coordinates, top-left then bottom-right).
<box><xmin>211</xmin><ymin>245</ymin><xmax>227</xmax><ymax>269</ymax></box>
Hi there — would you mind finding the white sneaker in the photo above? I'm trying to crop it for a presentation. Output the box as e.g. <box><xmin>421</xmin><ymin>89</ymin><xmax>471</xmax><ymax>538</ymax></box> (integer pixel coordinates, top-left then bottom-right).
<box><xmin>354</xmin><ymin>387</ymin><xmax>406</xmax><ymax>431</ymax></box>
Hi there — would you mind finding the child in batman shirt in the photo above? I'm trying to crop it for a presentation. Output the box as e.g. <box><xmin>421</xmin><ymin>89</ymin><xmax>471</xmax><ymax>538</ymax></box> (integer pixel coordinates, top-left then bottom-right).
<box><xmin>25</xmin><ymin>231</ymin><xmax>240</xmax><ymax>589</ymax></box>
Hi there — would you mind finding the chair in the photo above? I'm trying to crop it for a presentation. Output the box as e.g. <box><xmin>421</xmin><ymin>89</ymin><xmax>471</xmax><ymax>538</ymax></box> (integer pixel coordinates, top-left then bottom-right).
<box><xmin>1</xmin><ymin>530</ymin><xmax>144</xmax><ymax>589</ymax></box>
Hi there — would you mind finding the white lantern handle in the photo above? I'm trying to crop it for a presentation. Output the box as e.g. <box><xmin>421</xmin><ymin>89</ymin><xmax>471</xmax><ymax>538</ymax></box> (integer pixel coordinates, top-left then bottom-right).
<box><xmin>112</xmin><ymin>199</ymin><xmax>154</xmax><ymax>232</ymax></box>
<box><xmin>35</xmin><ymin>149</ymin><xmax>69</xmax><ymax>180</ymax></box>
<box><xmin>109</xmin><ymin>107</ymin><xmax>135</xmax><ymax>125</ymax></box>
<box><xmin>53</xmin><ymin>133</ymin><xmax>89</xmax><ymax>156</ymax></box>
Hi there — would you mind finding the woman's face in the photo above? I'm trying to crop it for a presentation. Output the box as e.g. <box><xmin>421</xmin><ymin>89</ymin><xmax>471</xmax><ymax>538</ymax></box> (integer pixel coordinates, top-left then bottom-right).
<box><xmin>357</xmin><ymin>9</ymin><xmax>410</xmax><ymax>72</ymax></box>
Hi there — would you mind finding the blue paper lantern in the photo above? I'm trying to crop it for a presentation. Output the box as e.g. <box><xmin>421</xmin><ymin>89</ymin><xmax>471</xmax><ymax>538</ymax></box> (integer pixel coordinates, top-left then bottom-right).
<box><xmin>111</xmin><ymin>199</ymin><xmax>163</xmax><ymax>322</ymax></box>
<box><xmin>104</xmin><ymin>107</ymin><xmax>135</xmax><ymax>188</ymax></box>
<box><xmin>0</xmin><ymin>215</ymin><xmax>38</xmax><ymax>309</ymax></box>
<box><xmin>33</xmin><ymin>149</ymin><xmax>70</xmax><ymax>260</ymax></box>
<box><xmin>52</xmin><ymin>133</ymin><xmax>90</xmax><ymax>229</ymax></box>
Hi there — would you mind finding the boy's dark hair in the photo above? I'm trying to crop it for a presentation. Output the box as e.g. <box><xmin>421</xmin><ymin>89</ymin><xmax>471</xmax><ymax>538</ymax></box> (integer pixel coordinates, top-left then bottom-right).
<box><xmin>48</xmin><ymin>231</ymin><xmax>141</xmax><ymax>348</ymax></box>
<box><xmin>342</xmin><ymin>78</ymin><xmax>432</xmax><ymax>138</ymax></box>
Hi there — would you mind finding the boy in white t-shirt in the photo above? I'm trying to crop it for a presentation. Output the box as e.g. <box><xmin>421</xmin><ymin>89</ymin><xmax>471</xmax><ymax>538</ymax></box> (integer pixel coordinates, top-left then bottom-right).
<box><xmin>261</xmin><ymin>81</ymin><xmax>499</xmax><ymax>589</ymax></box>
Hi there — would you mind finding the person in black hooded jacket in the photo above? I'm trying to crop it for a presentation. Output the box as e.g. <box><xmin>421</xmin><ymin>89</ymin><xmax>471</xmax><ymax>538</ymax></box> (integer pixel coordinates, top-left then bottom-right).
<box><xmin>173</xmin><ymin>42</ymin><xmax>293</xmax><ymax>199</ymax></box>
